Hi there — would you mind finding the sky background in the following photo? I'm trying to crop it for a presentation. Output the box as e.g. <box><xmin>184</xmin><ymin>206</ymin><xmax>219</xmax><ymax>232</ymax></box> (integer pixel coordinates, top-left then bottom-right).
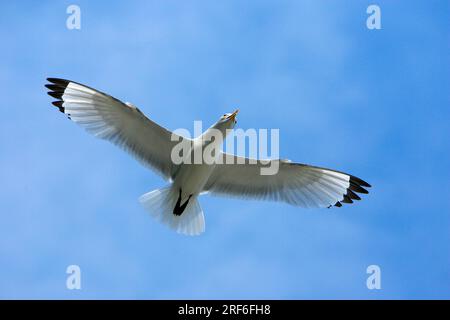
<box><xmin>0</xmin><ymin>0</ymin><xmax>449</xmax><ymax>299</ymax></box>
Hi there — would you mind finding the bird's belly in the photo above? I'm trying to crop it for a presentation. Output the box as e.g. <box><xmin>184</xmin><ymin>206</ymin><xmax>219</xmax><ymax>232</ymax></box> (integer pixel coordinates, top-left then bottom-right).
<box><xmin>173</xmin><ymin>163</ymin><xmax>216</xmax><ymax>196</ymax></box>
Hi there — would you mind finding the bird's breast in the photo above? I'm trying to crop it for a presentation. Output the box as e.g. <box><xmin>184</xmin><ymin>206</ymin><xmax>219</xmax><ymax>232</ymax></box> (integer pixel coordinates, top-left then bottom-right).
<box><xmin>173</xmin><ymin>162</ymin><xmax>216</xmax><ymax>197</ymax></box>
<box><xmin>172</xmin><ymin>137</ymin><xmax>222</xmax><ymax>196</ymax></box>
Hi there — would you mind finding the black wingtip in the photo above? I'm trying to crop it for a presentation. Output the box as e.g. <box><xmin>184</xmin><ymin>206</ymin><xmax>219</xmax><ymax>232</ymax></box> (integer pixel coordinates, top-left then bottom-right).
<box><xmin>46</xmin><ymin>78</ymin><xmax>69</xmax><ymax>114</ymax></box>
<box><xmin>342</xmin><ymin>195</ymin><xmax>353</xmax><ymax>204</ymax></box>
<box><xmin>47</xmin><ymin>91</ymin><xmax>63</xmax><ymax>99</ymax></box>
<box><xmin>51</xmin><ymin>100</ymin><xmax>63</xmax><ymax>107</ymax></box>
<box><xmin>350</xmin><ymin>175</ymin><xmax>371</xmax><ymax>188</ymax></box>
<box><xmin>347</xmin><ymin>189</ymin><xmax>361</xmax><ymax>201</ymax></box>
<box><xmin>349</xmin><ymin>182</ymin><xmax>369</xmax><ymax>194</ymax></box>
<box><xmin>45</xmin><ymin>84</ymin><xmax>64</xmax><ymax>91</ymax></box>
<box><xmin>51</xmin><ymin>101</ymin><xmax>65</xmax><ymax>113</ymax></box>
<box><xmin>47</xmin><ymin>78</ymin><xmax>70</xmax><ymax>86</ymax></box>
<box><xmin>330</xmin><ymin>174</ymin><xmax>371</xmax><ymax>208</ymax></box>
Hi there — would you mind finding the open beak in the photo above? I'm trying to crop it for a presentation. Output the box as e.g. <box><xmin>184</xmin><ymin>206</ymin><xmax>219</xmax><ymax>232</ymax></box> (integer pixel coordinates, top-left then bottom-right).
<box><xmin>227</xmin><ymin>109</ymin><xmax>239</xmax><ymax>122</ymax></box>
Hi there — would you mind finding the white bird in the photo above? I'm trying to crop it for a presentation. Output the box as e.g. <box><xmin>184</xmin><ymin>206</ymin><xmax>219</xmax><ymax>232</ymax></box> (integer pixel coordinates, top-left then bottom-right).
<box><xmin>46</xmin><ymin>78</ymin><xmax>371</xmax><ymax>236</ymax></box>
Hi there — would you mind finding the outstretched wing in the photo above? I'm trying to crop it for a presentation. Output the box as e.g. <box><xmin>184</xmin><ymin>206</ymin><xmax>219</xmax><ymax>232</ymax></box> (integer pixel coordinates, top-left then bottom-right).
<box><xmin>46</xmin><ymin>78</ymin><xmax>186</xmax><ymax>180</ymax></box>
<box><xmin>203</xmin><ymin>153</ymin><xmax>370</xmax><ymax>208</ymax></box>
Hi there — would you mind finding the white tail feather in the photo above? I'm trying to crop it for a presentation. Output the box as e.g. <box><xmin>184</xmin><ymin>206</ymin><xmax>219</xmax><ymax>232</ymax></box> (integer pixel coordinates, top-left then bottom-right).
<box><xmin>139</xmin><ymin>187</ymin><xmax>205</xmax><ymax>236</ymax></box>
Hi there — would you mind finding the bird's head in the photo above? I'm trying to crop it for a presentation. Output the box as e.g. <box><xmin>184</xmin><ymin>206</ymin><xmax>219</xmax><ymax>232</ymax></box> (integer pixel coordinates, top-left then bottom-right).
<box><xmin>211</xmin><ymin>109</ymin><xmax>239</xmax><ymax>138</ymax></box>
<box><xmin>217</xmin><ymin>109</ymin><xmax>239</xmax><ymax>129</ymax></box>
<box><xmin>201</xmin><ymin>109</ymin><xmax>239</xmax><ymax>146</ymax></box>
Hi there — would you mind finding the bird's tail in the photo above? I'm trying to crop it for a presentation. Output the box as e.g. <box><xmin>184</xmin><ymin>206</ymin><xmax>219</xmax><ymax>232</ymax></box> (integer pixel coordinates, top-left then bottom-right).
<box><xmin>139</xmin><ymin>187</ymin><xmax>205</xmax><ymax>236</ymax></box>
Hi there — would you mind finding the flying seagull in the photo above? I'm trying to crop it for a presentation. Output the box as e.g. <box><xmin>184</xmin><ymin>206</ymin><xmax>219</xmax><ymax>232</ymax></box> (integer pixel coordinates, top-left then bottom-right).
<box><xmin>45</xmin><ymin>78</ymin><xmax>371</xmax><ymax>236</ymax></box>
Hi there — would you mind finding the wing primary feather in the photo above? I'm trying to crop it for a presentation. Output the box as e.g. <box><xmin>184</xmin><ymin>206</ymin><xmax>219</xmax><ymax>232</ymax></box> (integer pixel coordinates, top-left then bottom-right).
<box><xmin>47</xmin><ymin>78</ymin><xmax>70</xmax><ymax>86</ymax></box>
<box><xmin>342</xmin><ymin>195</ymin><xmax>353</xmax><ymax>204</ymax></box>
<box><xmin>51</xmin><ymin>101</ymin><xmax>65</xmax><ymax>113</ymax></box>
<box><xmin>349</xmin><ymin>182</ymin><xmax>369</xmax><ymax>194</ymax></box>
<box><xmin>45</xmin><ymin>84</ymin><xmax>65</xmax><ymax>92</ymax></box>
<box><xmin>347</xmin><ymin>189</ymin><xmax>361</xmax><ymax>200</ymax></box>
<box><xmin>47</xmin><ymin>91</ymin><xmax>63</xmax><ymax>99</ymax></box>
<box><xmin>350</xmin><ymin>175</ymin><xmax>371</xmax><ymax>188</ymax></box>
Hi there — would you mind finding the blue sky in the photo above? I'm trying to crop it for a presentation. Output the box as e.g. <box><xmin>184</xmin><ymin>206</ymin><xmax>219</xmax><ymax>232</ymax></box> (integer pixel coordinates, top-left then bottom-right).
<box><xmin>0</xmin><ymin>0</ymin><xmax>449</xmax><ymax>299</ymax></box>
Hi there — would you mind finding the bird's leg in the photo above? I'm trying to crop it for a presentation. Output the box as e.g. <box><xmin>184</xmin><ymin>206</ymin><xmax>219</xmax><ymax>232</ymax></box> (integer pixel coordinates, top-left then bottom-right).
<box><xmin>173</xmin><ymin>189</ymin><xmax>193</xmax><ymax>216</ymax></box>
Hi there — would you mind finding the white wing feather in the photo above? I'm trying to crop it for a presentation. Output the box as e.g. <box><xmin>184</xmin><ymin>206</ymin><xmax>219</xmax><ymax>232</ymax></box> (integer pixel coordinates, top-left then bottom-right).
<box><xmin>203</xmin><ymin>153</ymin><xmax>370</xmax><ymax>208</ymax></box>
<box><xmin>46</xmin><ymin>78</ymin><xmax>186</xmax><ymax>180</ymax></box>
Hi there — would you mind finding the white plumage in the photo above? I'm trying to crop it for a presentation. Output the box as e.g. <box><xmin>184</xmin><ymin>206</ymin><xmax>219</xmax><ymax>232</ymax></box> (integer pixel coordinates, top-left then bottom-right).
<box><xmin>46</xmin><ymin>78</ymin><xmax>371</xmax><ymax>236</ymax></box>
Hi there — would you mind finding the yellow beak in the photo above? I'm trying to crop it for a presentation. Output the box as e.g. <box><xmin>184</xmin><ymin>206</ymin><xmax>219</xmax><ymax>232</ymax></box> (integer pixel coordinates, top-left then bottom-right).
<box><xmin>228</xmin><ymin>109</ymin><xmax>239</xmax><ymax>121</ymax></box>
